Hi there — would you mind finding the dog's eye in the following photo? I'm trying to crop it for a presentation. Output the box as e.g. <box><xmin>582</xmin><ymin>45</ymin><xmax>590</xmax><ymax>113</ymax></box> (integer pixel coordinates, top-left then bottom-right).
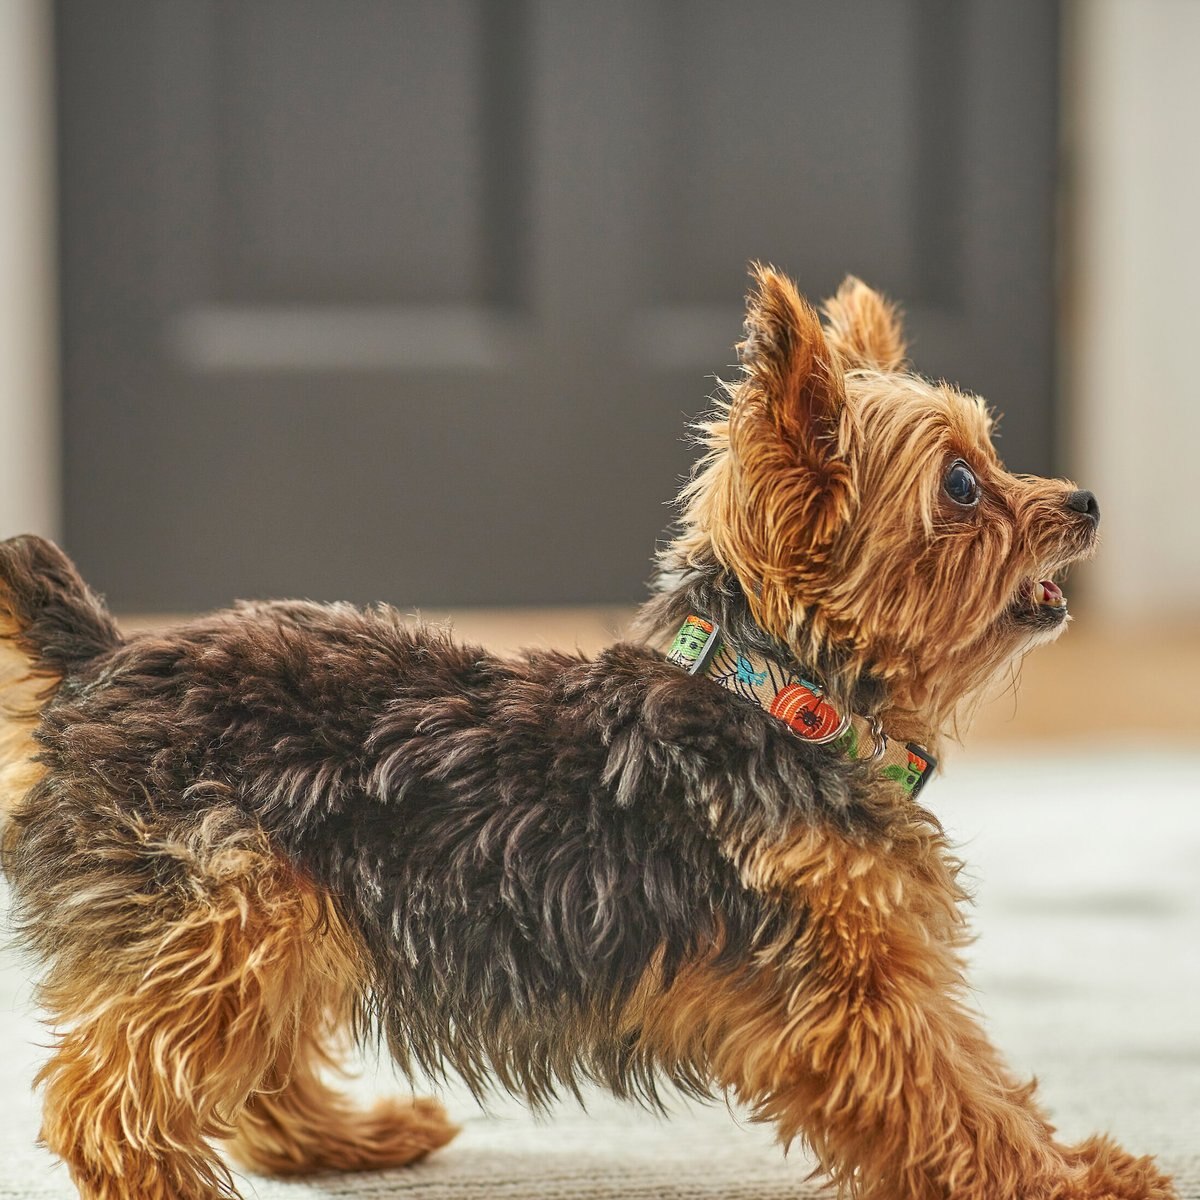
<box><xmin>943</xmin><ymin>460</ymin><xmax>980</xmax><ymax>506</ymax></box>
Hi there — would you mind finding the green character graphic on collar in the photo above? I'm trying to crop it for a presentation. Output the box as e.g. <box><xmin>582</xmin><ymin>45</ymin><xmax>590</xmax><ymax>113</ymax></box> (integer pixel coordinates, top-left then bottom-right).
<box><xmin>881</xmin><ymin>750</ymin><xmax>931</xmax><ymax>795</ymax></box>
<box><xmin>667</xmin><ymin>615</ymin><xmax>717</xmax><ymax>672</ymax></box>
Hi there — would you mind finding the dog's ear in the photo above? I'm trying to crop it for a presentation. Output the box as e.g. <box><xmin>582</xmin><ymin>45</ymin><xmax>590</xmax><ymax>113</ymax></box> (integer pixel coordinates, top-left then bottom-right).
<box><xmin>821</xmin><ymin>275</ymin><xmax>908</xmax><ymax>371</ymax></box>
<box><xmin>720</xmin><ymin>265</ymin><xmax>855</xmax><ymax>594</ymax></box>
<box><xmin>739</xmin><ymin>264</ymin><xmax>846</xmax><ymax>442</ymax></box>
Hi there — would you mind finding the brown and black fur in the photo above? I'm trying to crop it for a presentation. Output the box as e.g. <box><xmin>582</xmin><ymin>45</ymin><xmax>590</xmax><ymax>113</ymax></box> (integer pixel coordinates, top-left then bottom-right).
<box><xmin>0</xmin><ymin>269</ymin><xmax>1176</xmax><ymax>1199</ymax></box>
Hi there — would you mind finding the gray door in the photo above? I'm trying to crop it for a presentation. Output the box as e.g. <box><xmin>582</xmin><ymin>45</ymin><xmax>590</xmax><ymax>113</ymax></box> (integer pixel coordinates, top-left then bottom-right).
<box><xmin>57</xmin><ymin>0</ymin><xmax>1060</xmax><ymax>610</ymax></box>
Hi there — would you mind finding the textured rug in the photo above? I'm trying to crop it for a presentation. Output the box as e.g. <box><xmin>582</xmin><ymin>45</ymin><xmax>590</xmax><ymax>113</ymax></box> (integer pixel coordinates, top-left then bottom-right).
<box><xmin>1</xmin><ymin>746</ymin><xmax>1197</xmax><ymax>1198</ymax></box>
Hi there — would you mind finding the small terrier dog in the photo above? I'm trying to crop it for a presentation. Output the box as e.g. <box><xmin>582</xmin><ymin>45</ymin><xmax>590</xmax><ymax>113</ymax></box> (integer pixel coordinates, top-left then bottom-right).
<box><xmin>0</xmin><ymin>268</ymin><xmax>1174</xmax><ymax>1200</ymax></box>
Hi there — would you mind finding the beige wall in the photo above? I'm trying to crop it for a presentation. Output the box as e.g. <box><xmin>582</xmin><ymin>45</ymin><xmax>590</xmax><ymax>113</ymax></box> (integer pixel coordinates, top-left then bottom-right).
<box><xmin>1068</xmin><ymin>0</ymin><xmax>1200</xmax><ymax>622</ymax></box>
<box><xmin>0</xmin><ymin>0</ymin><xmax>58</xmax><ymax>540</ymax></box>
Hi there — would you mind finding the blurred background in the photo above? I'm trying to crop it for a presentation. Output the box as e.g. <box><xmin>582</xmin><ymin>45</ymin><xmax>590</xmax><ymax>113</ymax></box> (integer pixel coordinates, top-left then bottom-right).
<box><xmin>0</xmin><ymin>0</ymin><xmax>1197</xmax><ymax>744</ymax></box>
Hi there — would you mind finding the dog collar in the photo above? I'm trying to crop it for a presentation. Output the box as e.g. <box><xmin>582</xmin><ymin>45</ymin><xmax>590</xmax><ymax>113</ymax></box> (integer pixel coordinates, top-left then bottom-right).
<box><xmin>666</xmin><ymin>615</ymin><xmax>936</xmax><ymax>798</ymax></box>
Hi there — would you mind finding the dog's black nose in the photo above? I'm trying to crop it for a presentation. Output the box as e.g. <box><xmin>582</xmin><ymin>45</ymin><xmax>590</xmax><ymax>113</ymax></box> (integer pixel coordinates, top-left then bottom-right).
<box><xmin>1065</xmin><ymin>489</ymin><xmax>1100</xmax><ymax>526</ymax></box>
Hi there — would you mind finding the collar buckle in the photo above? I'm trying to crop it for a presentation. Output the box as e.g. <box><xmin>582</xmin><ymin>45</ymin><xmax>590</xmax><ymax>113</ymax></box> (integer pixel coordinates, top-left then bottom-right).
<box><xmin>866</xmin><ymin>715</ymin><xmax>888</xmax><ymax>761</ymax></box>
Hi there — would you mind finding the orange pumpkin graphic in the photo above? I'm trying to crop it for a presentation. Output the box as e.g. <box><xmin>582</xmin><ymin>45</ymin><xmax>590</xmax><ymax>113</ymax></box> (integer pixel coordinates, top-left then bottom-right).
<box><xmin>768</xmin><ymin>683</ymin><xmax>847</xmax><ymax>742</ymax></box>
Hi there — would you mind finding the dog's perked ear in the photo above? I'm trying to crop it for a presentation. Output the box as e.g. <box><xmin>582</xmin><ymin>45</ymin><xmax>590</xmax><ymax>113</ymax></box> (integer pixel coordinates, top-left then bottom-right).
<box><xmin>739</xmin><ymin>264</ymin><xmax>846</xmax><ymax>438</ymax></box>
<box><xmin>820</xmin><ymin>275</ymin><xmax>908</xmax><ymax>371</ymax></box>
<box><xmin>729</xmin><ymin>264</ymin><xmax>856</xmax><ymax>556</ymax></box>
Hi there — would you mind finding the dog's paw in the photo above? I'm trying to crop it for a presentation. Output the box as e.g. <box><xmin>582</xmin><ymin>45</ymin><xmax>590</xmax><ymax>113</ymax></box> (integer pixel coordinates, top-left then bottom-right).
<box><xmin>1056</xmin><ymin>1136</ymin><xmax>1178</xmax><ymax>1200</ymax></box>
<box><xmin>362</xmin><ymin>1094</ymin><xmax>461</xmax><ymax>1164</ymax></box>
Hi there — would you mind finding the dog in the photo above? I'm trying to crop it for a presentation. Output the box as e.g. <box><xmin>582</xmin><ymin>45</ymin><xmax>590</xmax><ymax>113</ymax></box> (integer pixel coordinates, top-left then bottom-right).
<box><xmin>0</xmin><ymin>267</ymin><xmax>1174</xmax><ymax>1200</ymax></box>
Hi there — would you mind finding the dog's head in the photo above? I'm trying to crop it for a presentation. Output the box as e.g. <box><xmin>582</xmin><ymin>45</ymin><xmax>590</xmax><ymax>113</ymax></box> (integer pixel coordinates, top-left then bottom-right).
<box><xmin>674</xmin><ymin>266</ymin><xmax>1098</xmax><ymax>731</ymax></box>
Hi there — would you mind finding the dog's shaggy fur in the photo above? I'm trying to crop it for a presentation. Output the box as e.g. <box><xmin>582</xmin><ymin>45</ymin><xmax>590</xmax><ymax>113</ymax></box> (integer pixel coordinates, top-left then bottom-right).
<box><xmin>0</xmin><ymin>269</ymin><xmax>1175</xmax><ymax>1199</ymax></box>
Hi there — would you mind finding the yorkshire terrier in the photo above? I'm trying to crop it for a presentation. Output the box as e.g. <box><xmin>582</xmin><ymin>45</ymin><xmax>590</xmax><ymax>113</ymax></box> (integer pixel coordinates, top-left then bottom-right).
<box><xmin>0</xmin><ymin>268</ymin><xmax>1174</xmax><ymax>1200</ymax></box>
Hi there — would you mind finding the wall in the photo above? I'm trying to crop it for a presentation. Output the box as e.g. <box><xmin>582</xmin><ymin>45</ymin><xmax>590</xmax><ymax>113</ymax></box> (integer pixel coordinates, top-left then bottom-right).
<box><xmin>1068</xmin><ymin>0</ymin><xmax>1200</xmax><ymax>623</ymax></box>
<box><xmin>0</xmin><ymin>0</ymin><xmax>58</xmax><ymax>540</ymax></box>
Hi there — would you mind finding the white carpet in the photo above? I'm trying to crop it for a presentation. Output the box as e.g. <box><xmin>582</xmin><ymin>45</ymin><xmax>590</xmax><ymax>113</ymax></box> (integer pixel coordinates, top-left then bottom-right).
<box><xmin>1</xmin><ymin>746</ymin><xmax>1197</xmax><ymax>1198</ymax></box>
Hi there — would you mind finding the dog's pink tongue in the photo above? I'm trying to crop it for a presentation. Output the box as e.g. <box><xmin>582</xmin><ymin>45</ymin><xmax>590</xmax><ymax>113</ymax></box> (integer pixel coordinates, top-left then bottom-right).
<box><xmin>1039</xmin><ymin>579</ymin><xmax>1065</xmax><ymax>606</ymax></box>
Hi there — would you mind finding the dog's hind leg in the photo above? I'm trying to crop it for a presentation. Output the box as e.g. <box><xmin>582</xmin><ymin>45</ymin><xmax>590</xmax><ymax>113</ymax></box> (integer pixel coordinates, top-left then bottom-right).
<box><xmin>225</xmin><ymin>1017</ymin><xmax>458</xmax><ymax>1177</ymax></box>
<box><xmin>26</xmin><ymin>827</ymin><xmax>329</xmax><ymax>1199</ymax></box>
<box><xmin>9</xmin><ymin>801</ymin><xmax>438</xmax><ymax>1200</ymax></box>
<box><xmin>224</xmin><ymin>893</ymin><xmax>457</xmax><ymax>1177</ymax></box>
<box><xmin>19</xmin><ymin>810</ymin><xmax>454</xmax><ymax>1200</ymax></box>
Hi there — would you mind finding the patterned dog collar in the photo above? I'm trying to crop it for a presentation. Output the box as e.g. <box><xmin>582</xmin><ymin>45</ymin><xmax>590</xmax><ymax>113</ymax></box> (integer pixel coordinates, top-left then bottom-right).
<box><xmin>666</xmin><ymin>615</ymin><xmax>936</xmax><ymax>798</ymax></box>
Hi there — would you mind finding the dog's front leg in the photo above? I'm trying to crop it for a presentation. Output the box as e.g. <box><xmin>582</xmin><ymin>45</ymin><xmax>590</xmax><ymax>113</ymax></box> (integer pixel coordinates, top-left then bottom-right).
<box><xmin>641</xmin><ymin>821</ymin><xmax>1175</xmax><ymax>1200</ymax></box>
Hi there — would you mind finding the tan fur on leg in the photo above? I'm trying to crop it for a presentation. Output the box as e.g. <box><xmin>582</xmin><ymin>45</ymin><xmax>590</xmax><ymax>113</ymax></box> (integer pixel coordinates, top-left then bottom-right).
<box><xmin>227</xmin><ymin>1022</ymin><xmax>458</xmax><ymax>1176</ymax></box>
<box><xmin>226</xmin><ymin>941</ymin><xmax>457</xmax><ymax>1177</ymax></box>
<box><xmin>637</xmin><ymin>817</ymin><xmax>1171</xmax><ymax>1200</ymax></box>
<box><xmin>35</xmin><ymin>829</ymin><xmax>387</xmax><ymax>1200</ymax></box>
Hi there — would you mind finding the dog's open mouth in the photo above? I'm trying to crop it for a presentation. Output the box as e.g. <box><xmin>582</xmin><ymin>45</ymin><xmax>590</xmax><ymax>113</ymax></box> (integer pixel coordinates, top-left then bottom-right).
<box><xmin>1009</xmin><ymin>577</ymin><xmax>1069</xmax><ymax>626</ymax></box>
<box><xmin>1030</xmin><ymin>578</ymin><xmax>1066</xmax><ymax>609</ymax></box>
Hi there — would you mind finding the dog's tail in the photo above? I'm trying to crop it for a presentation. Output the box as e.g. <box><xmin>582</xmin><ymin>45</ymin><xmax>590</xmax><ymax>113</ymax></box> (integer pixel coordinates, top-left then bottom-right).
<box><xmin>0</xmin><ymin>535</ymin><xmax>120</xmax><ymax>825</ymax></box>
<box><xmin>0</xmin><ymin>534</ymin><xmax>122</xmax><ymax>679</ymax></box>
